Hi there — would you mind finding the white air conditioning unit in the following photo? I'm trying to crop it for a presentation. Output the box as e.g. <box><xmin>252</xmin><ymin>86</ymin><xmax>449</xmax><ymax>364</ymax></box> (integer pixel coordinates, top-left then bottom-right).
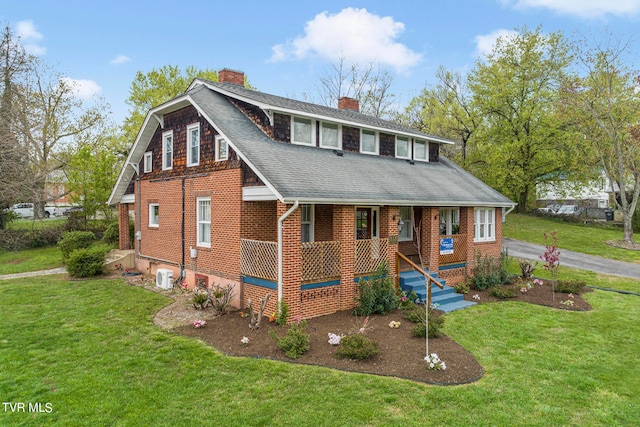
<box><xmin>156</xmin><ymin>268</ymin><xmax>174</xmax><ymax>290</ymax></box>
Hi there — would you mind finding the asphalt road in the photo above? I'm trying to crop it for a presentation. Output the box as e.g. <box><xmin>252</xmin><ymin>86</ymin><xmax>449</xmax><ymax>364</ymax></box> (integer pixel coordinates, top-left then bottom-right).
<box><xmin>503</xmin><ymin>238</ymin><xmax>640</xmax><ymax>280</ymax></box>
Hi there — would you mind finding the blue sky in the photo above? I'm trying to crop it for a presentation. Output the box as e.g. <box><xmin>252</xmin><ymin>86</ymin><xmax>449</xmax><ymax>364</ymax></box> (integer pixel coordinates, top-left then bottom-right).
<box><xmin>2</xmin><ymin>0</ymin><xmax>639</xmax><ymax>126</ymax></box>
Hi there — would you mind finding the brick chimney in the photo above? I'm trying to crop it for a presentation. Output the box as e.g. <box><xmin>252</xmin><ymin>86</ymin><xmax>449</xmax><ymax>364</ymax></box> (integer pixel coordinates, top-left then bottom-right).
<box><xmin>218</xmin><ymin>68</ymin><xmax>245</xmax><ymax>86</ymax></box>
<box><xmin>338</xmin><ymin>96</ymin><xmax>359</xmax><ymax>112</ymax></box>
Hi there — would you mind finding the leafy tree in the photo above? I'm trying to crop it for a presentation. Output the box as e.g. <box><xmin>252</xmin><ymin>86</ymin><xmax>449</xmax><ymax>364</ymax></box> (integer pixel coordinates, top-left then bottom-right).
<box><xmin>121</xmin><ymin>66</ymin><xmax>220</xmax><ymax>145</ymax></box>
<box><xmin>563</xmin><ymin>32</ymin><xmax>640</xmax><ymax>242</ymax></box>
<box><xmin>317</xmin><ymin>56</ymin><xmax>396</xmax><ymax>119</ymax></box>
<box><xmin>467</xmin><ymin>26</ymin><xmax>582</xmax><ymax>212</ymax></box>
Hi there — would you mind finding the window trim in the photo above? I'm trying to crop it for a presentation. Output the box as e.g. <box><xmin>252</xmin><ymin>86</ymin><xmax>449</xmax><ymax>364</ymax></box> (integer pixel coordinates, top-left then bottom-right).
<box><xmin>319</xmin><ymin>121</ymin><xmax>342</xmax><ymax>150</ymax></box>
<box><xmin>440</xmin><ymin>208</ymin><xmax>460</xmax><ymax>236</ymax></box>
<box><xmin>300</xmin><ymin>204</ymin><xmax>315</xmax><ymax>243</ymax></box>
<box><xmin>186</xmin><ymin>123</ymin><xmax>200</xmax><ymax>167</ymax></box>
<box><xmin>291</xmin><ymin>116</ymin><xmax>315</xmax><ymax>146</ymax></box>
<box><xmin>196</xmin><ymin>197</ymin><xmax>211</xmax><ymax>248</ymax></box>
<box><xmin>474</xmin><ymin>208</ymin><xmax>496</xmax><ymax>243</ymax></box>
<box><xmin>215</xmin><ymin>135</ymin><xmax>228</xmax><ymax>161</ymax></box>
<box><xmin>395</xmin><ymin>136</ymin><xmax>411</xmax><ymax>159</ymax></box>
<box><xmin>413</xmin><ymin>139</ymin><xmax>429</xmax><ymax>162</ymax></box>
<box><xmin>149</xmin><ymin>203</ymin><xmax>159</xmax><ymax>228</ymax></box>
<box><xmin>162</xmin><ymin>130</ymin><xmax>173</xmax><ymax>170</ymax></box>
<box><xmin>143</xmin><ymin>151</ymin><xmax>152</xmax><ymax>173</ymax></box>
<box><xmin>360</xmin><ymin>129</ymin><xmax>379</xmax><ymax>155</ymax></box>
<box><xmin>398</xmin><ymin>206</ymin><xmax>413</xmax><ymax>242</ymax></box>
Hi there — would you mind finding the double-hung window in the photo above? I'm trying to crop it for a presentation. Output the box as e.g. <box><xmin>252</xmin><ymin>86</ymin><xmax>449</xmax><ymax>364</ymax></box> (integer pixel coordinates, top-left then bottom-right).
<box><xmin>187</xmin><ymin>123</ymin><xmax>200</xmax><ymax>167</ymax></box>
<box><xmin>292</xmin><ymin>116</ymin><xmax>314</xmax><ymax>146</ymax></box>
<box><xmin>440</xmin><ymin>208</ymin><xmax>460</xmax><ymax>235</ymax></box>
<box><xmin>300</xmin><ymin>204</ymin><xmax>314</xmax><ymax>242</ymax></box>
<box><xmin>215</xmin><ymin>135</ymin><xmax>228</xmax><ymax>161</ymax></box>
<box><xmin>197</xmin><ymin>197</ymin><xmax>211</xmax><ymax>247</ymax></box>
<box><xmin>396</xmin><ymin>136</ymin><xmax>411</xmax><ymax>159</ymax></box>
<box><xmin>162</xmin><ymin>130</ymin><xmax>173</xmax><ymax>170</ymax></box>
<box><xmin>414</xmin><ymin>139</ymin><xmax>428</xmax><ymax>162</ymax></box>
<box><xmin>149</xmin><ymin>203</ymin><xmax>159</xmax><ymax>228</ymax></box>
<box><xmin>319</xmin><ymin>122</ymin><xmax>340</xmax><ymax>149</ymax></box>
<box><xmin>143</xmin><ymin>152</ymin><xmax>152</xmax><ymax>173</ymax></box>
<box><xmin>398</xmin><ymin>206</ymin><xmax>413</xmax><ymax>242</ymax></box>
<box><xmin>474</xmin><ymin>208</ymin><xmax>495</xmax><ymax>242</ymax></box>
<box><xmin>361</xmin><ymin>129</ymin><xmax>378</xmax><ymax>154</ymax></box>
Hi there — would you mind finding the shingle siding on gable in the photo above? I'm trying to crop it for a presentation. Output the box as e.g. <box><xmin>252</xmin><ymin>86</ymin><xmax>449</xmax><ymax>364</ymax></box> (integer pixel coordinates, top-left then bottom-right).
<box><xmin>229</xmin><ymin>98</ymin><xmax>274</xmax><ymax>139</ymax></box>
<box><xmin>429</xmin><ymin>142</ymin><xmax>440</xmax><ymax>163</ymax></box>
<box><xmin>380</xmin><ymin>133</ymin><xmax>395</xmax><ymax>157</ymax></box>
<box><xmin>273</xmin><ymin>113</ymin><xmax>291</xmax><ymax>143</ymax></box>
<box><xmin>342</xmin><ymin>126</ymin><xmax>360</xmax><ymax>152</ymax></box>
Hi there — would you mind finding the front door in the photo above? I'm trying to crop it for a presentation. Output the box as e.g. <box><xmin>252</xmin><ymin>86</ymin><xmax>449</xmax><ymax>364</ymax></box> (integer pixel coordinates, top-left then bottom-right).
<box><xmin>356</xmin><ymin>207</ymin><xmax>379</xmax><ymax>240</ymax></box>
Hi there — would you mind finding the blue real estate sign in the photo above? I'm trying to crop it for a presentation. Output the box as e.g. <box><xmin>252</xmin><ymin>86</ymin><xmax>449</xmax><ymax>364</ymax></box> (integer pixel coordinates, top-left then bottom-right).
<box><xmin>440</xmin><ymin>237</ymin><xmax>454</xmax><ymax>255</ymax></box>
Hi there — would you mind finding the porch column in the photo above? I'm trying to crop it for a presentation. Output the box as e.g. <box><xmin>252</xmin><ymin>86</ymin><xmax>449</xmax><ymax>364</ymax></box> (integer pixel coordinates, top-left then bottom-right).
<box><xmin>421</xmin><ymin>207</ymin><xmax>440</xmax><ymax>273</ymax></box>
<box><xmin>277</xmin><ymin>201</ymin><xmax>302</xmax><ymax>320</ymax></box>
<box><xmin>333</xmin><ymin>205</ymin><xmax>355</xmax><ymax>310</ymax></box>
<box><xmin>461</xmin><ymin>207</ymin><xmax>475</xmax><ymax>272</ymax></box>
<box><xmin>118</xmin><ymin>203</ymin><xmax>131</xmax><ymax>250</ymax></box>
<box><xmin>381</xmin><ymin>206</ymin><xmax>399</xmax><ymax>277</ymax></box>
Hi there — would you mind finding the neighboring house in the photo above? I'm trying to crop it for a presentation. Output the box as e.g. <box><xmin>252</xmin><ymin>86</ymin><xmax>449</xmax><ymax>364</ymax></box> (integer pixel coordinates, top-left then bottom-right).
<box><xmin>537</xmin><ymin>172</ymin><xmax>612</xmax><ymax>210</ymax></box>
<box><xmin>108</xmin><ymin>68</ymin><xmax>515</xmax><ymax>320</ymax></box>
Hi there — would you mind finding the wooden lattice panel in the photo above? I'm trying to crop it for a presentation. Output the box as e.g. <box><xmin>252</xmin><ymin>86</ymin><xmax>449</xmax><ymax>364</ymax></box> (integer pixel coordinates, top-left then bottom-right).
<box><xmin>301</xmin><ymin>241</ymin><xmax>341</xmax><ymax>281</ymax></box>
<box><xmin>439</xmin><ymin>234</ymin><xmax>468</xmax><ymax>265</ymax></box>
<box><xmin>354</xmin><ymin>238</ymin><xmax>389</xmax><ymax>275</ymax></box>
<box><xmin>240</xmin><ymin>239</ymin><xmax>277</xmax><ymax>281</ymax></box>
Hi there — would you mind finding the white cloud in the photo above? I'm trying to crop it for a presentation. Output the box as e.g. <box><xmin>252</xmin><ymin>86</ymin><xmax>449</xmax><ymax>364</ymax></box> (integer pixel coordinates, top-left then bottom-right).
<box><xmin>110</xmin><ymin>54</ymin><xmax>131</xmax><ymax>65</ymax></box>
<box><xmin>269</xmin><ymin>7</ymin><xmax>422</xmax><ymax>73</ymax></box>
<box><xmin>60</xmin><ymin>77</ymin><xmax>102</xmax><ymax>100</ymax></box>
<box><xmin>503</xmin><ymin>0</ymin><xmax>640</xmax><ymax>18</ymax></box>
<box><xmin>474</xmin><ymin>29</ymin><xmax>519</xmax><ymax>58</ymax></box>
<box><xmin>16</xmin><ymin>20</ymin><xmax>46</xmax><ymax>55</ymax></box>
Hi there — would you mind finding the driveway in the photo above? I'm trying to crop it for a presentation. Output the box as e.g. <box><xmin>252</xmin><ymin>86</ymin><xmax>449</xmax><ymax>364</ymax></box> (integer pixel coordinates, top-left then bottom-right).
<box><xmin>503</xmin><ymin>238</ymin><xmax>640</xmax><ymax>280</ymax></box>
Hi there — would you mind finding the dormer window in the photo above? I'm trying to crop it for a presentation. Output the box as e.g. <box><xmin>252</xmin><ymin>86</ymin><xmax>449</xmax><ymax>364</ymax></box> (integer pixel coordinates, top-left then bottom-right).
<box><xmin>320</xmin><ymin>121</ymin><xmax>341</xmax><ymax>149</ymax></box>
<box><xmin>361</xmin><ymin>129</ymin><xmax>378</xmax><ymax>155</ymax></box>
<box><xmin>162</xmin><ymin>130</ymin><xmax>173</xmax><ymax>170</ymax></box>
<box><xmin>292</xmin><ymin>116</ymin><xmax>315</xmax><ymax>146</ymax></box>
<box><xmin>215</xmin><ymin>135</ymin><xmax>228</xmax><ymax>161</ymax></box>
<box><xmin>396</xmin><ymin>136</ymin><xmax>411</xmax><ymax>159</ymax></box>
<box><xmin>187</xmin><ymin>123</ymin><xmax>200</xmax><ymax>167</ymax></box>
<box><xmin>413</xmin><ymin>139</ymin><xmax>428</xmax><ymax>162</ymax></box>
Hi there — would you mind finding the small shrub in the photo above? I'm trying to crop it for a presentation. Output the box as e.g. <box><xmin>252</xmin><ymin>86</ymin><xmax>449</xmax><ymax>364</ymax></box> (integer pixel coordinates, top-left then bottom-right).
<box><xmin>354</xmin><ymin>262</ymin><xmax>399</xmax><ymax>316</ymax></box>
<box><xmin>276</xmin><ymin>301</ymin><xmax>289</xmax><ymax>326</ymax></box>
<box><xmin>555</xmin><ymin>280</ymin><xmax>586</xmax><ymax>294</ymax></box>
<box><xmin>269</xmin><ymin>320</ymin><xmax>310</xmax><ymax>359</ymax></box>
<box><xmin>403</xmin><ymin>303</ymin><xmax>444</xmax><ymax>338</ymax></box>
<box><xmin>470</xmin><ymin>251</ymin><xmax>510</xmax><ymax>290</ymax></box>
<box><xmin>453</xmin><ymin>281</ymin><xmax>470</xmax><ymax>294</ymax></box>
<box><xmin>488</xmin><ymin>285</ymin><xmax>517</xmax><ymax>299</ymax></box>
<box><xmin>402</xmin><ymin>303</ymin><xmax>424</xmax><ymax>323</ymax></box>
<box><xmin>335</xmin><ymin>334</ymin><xmax>379</xmax><ymax>360</ymax></box>
<box><xmin>209</xmin><ymin>283</ymin><xmax>235</xmax><ymax>313</ymax></box>
<box><xmin>102</xmin><ymin>221</ymin><xmax>119</xmax><ymax>245</ymax></box>
<box><xmin>398</xmin><ymin>290</ymin><xmax>418</xmax><ymax>310</ymax></box>
<box><xmin>65</xmin><ymin>245</ymin><xmax>108</xmax><ymax>278</ymax></box>
<box><xmin>58</xmin><ymin>231</ymin><xmax>96</xmax><ymax>261</ymax></box>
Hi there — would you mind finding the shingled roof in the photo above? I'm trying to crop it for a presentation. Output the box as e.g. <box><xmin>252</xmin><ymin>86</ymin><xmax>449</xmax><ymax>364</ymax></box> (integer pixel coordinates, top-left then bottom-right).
<box><xmin>109</xmin><ymin>82</ymin><xmax>514</xmax><ymax>209</ymax></box>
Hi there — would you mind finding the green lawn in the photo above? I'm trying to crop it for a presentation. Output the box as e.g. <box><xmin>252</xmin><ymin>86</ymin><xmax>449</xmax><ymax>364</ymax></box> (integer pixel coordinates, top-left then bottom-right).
<box><xmin>503</xmin><ymin>213</ymin><xmax>640</xmax><ymax>263</ymax></box>
<box><xmin>0</xmin><ymin>246</ymin><xmax>63</xmax><ymax>275</ymax></box>
<box><xmin>1</xmin><ymin>275</ymin><xmax>638</xmax><ymax>426</ymax></box>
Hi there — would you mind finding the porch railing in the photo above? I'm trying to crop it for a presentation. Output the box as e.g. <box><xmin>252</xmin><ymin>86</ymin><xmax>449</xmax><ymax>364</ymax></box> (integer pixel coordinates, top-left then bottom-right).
<box><xmin>301</xmin><ymin>241</ymin><xmax>341</xmax><ymax>282</ymax></box>
<box><xmin>438</xmin><ymin>234</ymin><xmax>467</xmax><ymax>265</ymax></box>
<box><xmin>240</xmin><ymin>239</ymin><xmax>277</xmax><ymax>281</ymax></box>
<box><xmin>355</xmin><ymin>238</ymin><xmax>389</xmax><ymax>275</ymax></box>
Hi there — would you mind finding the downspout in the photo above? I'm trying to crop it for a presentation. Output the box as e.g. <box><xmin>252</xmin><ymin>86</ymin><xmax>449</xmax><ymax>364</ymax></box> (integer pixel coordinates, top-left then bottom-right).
<box><xmin>180</xmin><ymin>177</ymin><xmax>186</xmax><ymax>281</ymax></box>
<box><xmin>277</xmin><ymin>200</ymin><xmax>299</xmax><ymax>308</ymax></box>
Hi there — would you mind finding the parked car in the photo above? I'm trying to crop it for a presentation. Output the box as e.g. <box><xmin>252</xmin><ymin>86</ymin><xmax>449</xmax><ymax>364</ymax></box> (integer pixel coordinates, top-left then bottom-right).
<box><xmin>10</xmin><ymin>203</ymin><xmax>61</xmax><ymax>218</ymax></box>
<box><xmin>556</xmin><ymin>205</ymin><xmax>582</xmax><ymax>215</ymax></box>
<box><xmin>63</xmin><ymin>206</ymin><xmax>84</xmax><ymax>216</ymax></box>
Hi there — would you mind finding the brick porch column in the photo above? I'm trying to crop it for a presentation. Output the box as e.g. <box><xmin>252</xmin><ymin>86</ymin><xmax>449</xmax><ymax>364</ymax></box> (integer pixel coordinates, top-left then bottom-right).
<box><xmin>421</xmin><ymin>207</ymin><xmax>440</xmax><ymax>273</ymax></box>
<box><xmin>381</xmin><ymin>206</ymin><xmax>400</xmax><ymax>277</ymax></box>
<box><xmin>118</xmin><ymin>203</ymin><xmax>131</xmax><ymax>250</ymax></box>
<box><xmin>277</xmin><ymin>201</ymin><xmax>302</xmax><ymax>320</ymax></box>
<box><xmin>333</xmin><ymin>205</ymin><xmax>355</xmax><ymax>310</ymax></box>
<box><xmin>462</xmin><ymin>207</ymin><xmax>476</xmax><ymax>274</ymax></box>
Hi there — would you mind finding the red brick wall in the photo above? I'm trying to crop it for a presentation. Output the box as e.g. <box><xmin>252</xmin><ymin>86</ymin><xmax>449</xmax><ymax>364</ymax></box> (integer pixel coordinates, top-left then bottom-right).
<box><xmin>118</xmin><ymin>203</ymin><xmax>131</xmax><ymax>250</ymax></box>
<box><xmin>278</xmin><ymin>201</ymin><xmax>302</xmax><ymax>319</ymax></box>
<box><xmin>333</xmin><ymin>205</ymin><xmax>356</xmax><ymax>310</ymax></box>
<box><xmin>241</xmin><ymin>201</ymin><xmax>277</xmax><ymax>241</ymax></box>
<box><xmin>314</xmin><ymin>204</ymin><xmax>334</xmax><ymax>241</ymax></box>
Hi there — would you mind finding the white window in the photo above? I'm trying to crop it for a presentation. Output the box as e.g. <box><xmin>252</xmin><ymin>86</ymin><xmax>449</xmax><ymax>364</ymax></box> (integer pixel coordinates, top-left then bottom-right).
<box><xmin>474</xmin><ymin>208</ymin><xmax>495</xmax><ymax>242</ymax></box>
<box><xmin>440</xmin><ymin>208</ymin><xmax>460</xmax><ymax>235</ymax></box>
<box><xmin>361</xmin><ymin>129</ymin><xmax>378</xmax><ymax>154</ymax></box>
<box><xmin>301</xmin><ymin>204</ymin><xmax>314</xmax><ymax>243</ymax></box>
<box><xmin>143</xmin><ymin>152</ymin><xmax>152</xmax><ymax>173</ymax></box>
<box><xmin>187</xmin><ymin>123</ymin><xmax>200</xmax><ymax>167</ymax></box>
<box><xmin>414</xmin><ymin>139</ymin><xmax>428</xmax><ymax>162</ymax></box>
<box><xmin>215</xmin><ymin>135</ymin><xmax>228</xmax><ymax>161</ymax></box>
<box><xmin>320</xmin><ymin>122</ymin><xmax>341</xmax><ymax>149</ymax></box>
<box><xmin>149</xmin><ymin>203</ymin><xmax>159</xmax><ymax>228</ymax></box>
<box><xmin>292</xmin><ymin>116</ymin><xmax>315</xmax><ymax>146</ymax></box>
<box><xmin>396</xmin><ymin>136</ymin><xmax>411</xmax><ymax>159</ymax></box>
<box><xmin>162</xmin><ymin>130</ymin><xmax>173</xmax><ymax>170</ymax></box>
<box><xmin>197</xmin><ymin>197</ymin><xmax>211</xmax><ymax>247</ymax></box>
<box><xmin>398</xmin><ymin>206</ymin><xmax>413</xmax><ymax>242</ymax></box>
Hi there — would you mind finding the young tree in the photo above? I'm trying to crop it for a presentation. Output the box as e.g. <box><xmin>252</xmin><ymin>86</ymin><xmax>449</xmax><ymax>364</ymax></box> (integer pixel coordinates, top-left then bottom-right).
<box><xmin>564</xmin><ymin>33</ymin><xmax>640</xmax><ymax>242</ymax></box>
<box><xmin>468</xmin><ymin>26</ymin><xmax>580</xmax><ymax>212</ymax></box>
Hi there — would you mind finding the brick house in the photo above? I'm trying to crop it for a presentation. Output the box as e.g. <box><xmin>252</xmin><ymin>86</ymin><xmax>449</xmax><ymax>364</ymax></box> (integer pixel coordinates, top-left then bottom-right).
<box><xmin>108</xmin><ymin>68</ymin><xmax>515</xmax><ymax>320</ymax></box>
